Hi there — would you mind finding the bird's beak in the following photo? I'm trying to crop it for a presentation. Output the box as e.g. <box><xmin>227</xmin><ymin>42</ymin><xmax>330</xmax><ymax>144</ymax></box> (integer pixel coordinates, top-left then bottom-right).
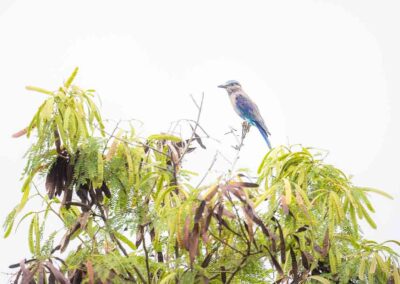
<box><xmin>218</xmin><ymin>84</ymin><xmax>226</xmax><ymax>89</ymax></box>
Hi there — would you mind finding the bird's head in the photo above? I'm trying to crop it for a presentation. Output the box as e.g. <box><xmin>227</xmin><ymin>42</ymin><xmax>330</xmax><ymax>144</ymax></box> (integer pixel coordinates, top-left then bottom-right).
<box><xmin>218</xmin><ymin>80</ymin><xmax>242</xmax><ymax>94</ymax></box>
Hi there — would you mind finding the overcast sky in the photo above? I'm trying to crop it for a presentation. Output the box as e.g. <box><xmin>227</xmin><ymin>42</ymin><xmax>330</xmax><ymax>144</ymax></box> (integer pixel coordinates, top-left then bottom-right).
<box><xmin>0</xmin><ymin>0</ymin><xmax>399</xmax><ymax>280</ymax></box>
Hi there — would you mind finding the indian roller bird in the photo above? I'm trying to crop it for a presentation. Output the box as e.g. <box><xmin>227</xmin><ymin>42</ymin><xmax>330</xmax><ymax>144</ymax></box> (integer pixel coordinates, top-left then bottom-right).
<box><xmin>218</xmin><ymin>80</ymin><xmax>272</xmax><ymax>149</ymax></box>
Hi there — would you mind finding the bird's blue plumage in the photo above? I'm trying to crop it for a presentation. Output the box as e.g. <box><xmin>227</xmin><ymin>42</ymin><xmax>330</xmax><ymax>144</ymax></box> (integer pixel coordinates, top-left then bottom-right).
<box><xmin>218</xmin><ymin>80</ymin><xmax>272</xmax><ymax>149</ymax></box>
<box><xmin>235</xmin><ymin>95</ymin><xmax>272</xmax><ymax>149</ymax></box>
<box><xmin>254</xmin><ymin>121</ymin><xmax>272</xmax><ymax>149</ymax></box>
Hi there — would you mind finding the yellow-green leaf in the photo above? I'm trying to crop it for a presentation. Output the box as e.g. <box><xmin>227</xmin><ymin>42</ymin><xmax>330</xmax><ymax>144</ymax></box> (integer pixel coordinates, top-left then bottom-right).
<box><xmin>360</xmin><ymin>204</ymin><xmax>377</xmax><ymax>229</ymax></box>
<box><xmin>28</xmin><ymin>215</ymin><xmax>35</xmax><ymax>254</ymax></box>
<box><xmin>64</xmin><ymin>67</ymin><xmax>79</xmax><ymax>88</ymax></box>
<box><xmin>34</xmin><ymin>214</ymin><xmax>40</xmax><ymax>255</ymax></box>
<box><xmin>159</xmin><ymin>272</ymin><xmax>176</xmax><ymax>284</ymax></box>
<box><xmin>148</xmin><ymin>134</ymin><xmax>182</xmax><ymax>142</ymax></box>
<box><xmin>330</xmin><ymin>192</ymin><xmax>344</xmax><ymax>221</ymax></box>
<box><xmin>358</xmin><ymin>257</ymin><xmax>366</xmax><ymax>280</ymax></box>
<box><xmin>3</xmin><ymin>220</ymin><xmax>14</xmax><ymax>238</ymax></box>
<box><xmin>40</xmin><ymin>98</ymin><xmax>54</xmax><ymax>122</ymax></box>
<box><xmin>63</xmin><ymin>106</ymin><xmax>72</xmax><ymax>130</ymax></box>
<box><xmin>18</xmin><ymin>176</ymin><xmax>32</xmax><ymax>212</ymax></box>
<box><xmin>361</xmin><ymin>187</ymin><xmax>393</xmax><ymax>200</ymax></box>
<box><xmin>369</xmin><ymin>254</ymin><xmax>377</xmax><ymax>274</ymax></box>
<box><xmin>123</xmin><ymin>144</ymin><xmax>134</xmax><ymax>187</ymax></box>
<box><xmin>375</xmin><ymin>253</ymin><xmax>388</xmax><ymax>274</ymax></box>
<box><xmin>113</xmin><ymin>231</ymin><xmax>136</xmax><ymax>251</ymax></box>
<box><xmin>25</xmin><ymin>86</ymin><xmax>53</xmax><ymax>95</ymax></box>
<box><xmin>393</xmin><ymin>267</ymin><xmax>400</xmax><ymax>284</ymax></box>
<box><xmin>95</xmin><ymin>151</ymin><xmax>104</xmax><ymax>188</ymax></box>
<box><xmin>295</xmin><ymin>184</ymin><xmax>311</xmax><ymax>208</ymax></box>
<box><xmin>329</xmin><ymin>248</ymin><xmax>337</xmax><ymax>274</ymax></box>
<box><xmin>308</xmin><ymin>275</ymin><xmax>331</xmax><ymax>284</ymax></box>
<box><xmin>283</xmin><ymin>178</ymin><xmax>292</xmax><ymax>204</ymax></box>
<box><xmin>328</xmin><ymin>198</ymin><xmax>335</xmax><ymax>238</ymax></box>
<box><xmin>349</xmin><ymin>205</ymin><xmax>358</xmax><ymax>238</ymax></box>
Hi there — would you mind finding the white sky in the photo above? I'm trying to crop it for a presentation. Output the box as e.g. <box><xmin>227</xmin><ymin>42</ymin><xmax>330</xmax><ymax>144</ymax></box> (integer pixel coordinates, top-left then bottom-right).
<box><xmin>0</xmin><ymin>0</ymin><xmax>399</xmax><ymax>280</ymax></box>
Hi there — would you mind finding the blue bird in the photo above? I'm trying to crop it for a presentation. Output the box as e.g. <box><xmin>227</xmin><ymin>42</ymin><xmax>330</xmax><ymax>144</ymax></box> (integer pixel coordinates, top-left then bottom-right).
<box><xmin>218</xmin><ymin>80</ymin><xmax>272</xmax><ymax>149</ymax></box>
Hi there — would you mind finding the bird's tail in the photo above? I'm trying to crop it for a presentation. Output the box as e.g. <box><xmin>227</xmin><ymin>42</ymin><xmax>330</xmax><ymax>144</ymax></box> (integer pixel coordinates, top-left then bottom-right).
<box><xmin>255</xmin><ymin>121</ymin><xmax>272</xmax><ymax>150</ymax></box>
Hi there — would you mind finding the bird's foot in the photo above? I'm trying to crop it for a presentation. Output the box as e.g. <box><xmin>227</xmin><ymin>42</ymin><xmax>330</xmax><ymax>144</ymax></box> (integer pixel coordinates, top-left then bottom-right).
<box><xmin>241</xmin><ymin>121</ymin><xmax>251</xmax><ymax>137</ymax></box>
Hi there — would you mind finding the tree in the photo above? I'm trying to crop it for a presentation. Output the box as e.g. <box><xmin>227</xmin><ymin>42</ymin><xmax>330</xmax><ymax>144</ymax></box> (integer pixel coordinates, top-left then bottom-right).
<box><xmin>4</xmin><ymin>68</ymin><xmax>400</xmax><ymax>283</ymax></box>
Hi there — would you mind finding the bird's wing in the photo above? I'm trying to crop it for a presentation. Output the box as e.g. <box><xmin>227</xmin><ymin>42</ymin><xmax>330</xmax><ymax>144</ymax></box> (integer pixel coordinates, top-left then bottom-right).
<box><xmin>235</xmin><ymin>94</ymin><xmax>271</xmax><ymax>135</ymax></box>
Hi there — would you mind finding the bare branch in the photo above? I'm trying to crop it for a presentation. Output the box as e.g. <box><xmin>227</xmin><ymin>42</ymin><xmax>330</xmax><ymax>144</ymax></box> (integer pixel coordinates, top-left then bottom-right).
<box><xmin>176</xmin><ymin>93</ymin><xmax>205</xmax><ymax>165</ymax></box>
<box><xmin>196</xmin><ymin>151</ymin><xmax>219</xmax><ymax>188</ymax></box>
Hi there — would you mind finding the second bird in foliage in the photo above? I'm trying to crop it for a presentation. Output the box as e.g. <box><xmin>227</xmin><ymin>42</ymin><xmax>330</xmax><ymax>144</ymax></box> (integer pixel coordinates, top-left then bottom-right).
<box><xmin>218</xmin><ymin>80</ymin><xmax>272</xmax><ymax>149</ymax></box>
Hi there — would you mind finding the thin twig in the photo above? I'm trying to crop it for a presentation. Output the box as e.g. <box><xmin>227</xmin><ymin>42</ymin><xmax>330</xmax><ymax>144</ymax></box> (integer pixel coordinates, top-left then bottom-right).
<box><xmin>32</xmin><ymin>183</ymin><xmax>89</xmax><ymax>248</ymax></box>
<box><xmin>229</xmin><ymin>122</ymin><xmax>250</xmax><ymax>175</ymax></box>
<box><xmin>102</xmin><ymin>120</ymin><xmax>121</xmax><ymax>155</ymax></box>
<box><xmin>169</xmin><ymin>119</ymin><xmax>212</xmax><ymax>140</ymax></box>
<box><xmin>176</xmin><ymin>92</ymin><xmax>204</xmax><ymax>165</ymax></box>
<box><xmin>94</xmin><ymin>124</ymin><xmax>170</xmax><ymax>158</ymax></box>
<box><xmin>196</xmin><ymin>151</ymin><xmax>219</xmax><ymax>188</ymax></box>
<box><xmin>225</xmin><ymin>191</ymin><xmax>251</xmax><ymax>246</ymax></box>
<box><xmin>226</xmin><ymin>256</ymin><xmax>249</xmax><ymax>284</ymax></box>
<box><xmin>190</xmin><ymin>94</ymin><xmax>200</xmax><ymax>110</ymax></box>
<box><xmin>209</xmin><ymin>232</ymin><xmax>245</xmax><ymax>256</ymax></box>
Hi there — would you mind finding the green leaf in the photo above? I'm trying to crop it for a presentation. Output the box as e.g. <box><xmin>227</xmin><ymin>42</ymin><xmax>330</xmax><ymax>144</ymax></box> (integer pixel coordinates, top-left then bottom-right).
<box><xmin>25</xmin><ymin>86</ymin><xmax>53</xmax><ymax>95</ymax></box>
<box><xmin>34</xmin><ymin>214</ymin><xmax>40</xmax><ymax>255</ymax></box>
<box><xmin>97</xmin><ymin>151</ymin><xmax>104</xmax><ymax>186</ymax></box>
<box><xmin>369</xmin><ymin>254</ymin><xmax>377</xmax><ymax>274</ymax></box>
<box><xmin>308</xmin><ymin>275</ymin><xmax>332</xmax><ymax>284</ymax></box>
<box><xmin>3</xmin><ymin>220</ymin><xmax>14</xmax><ymax>238</ymax></box>
<box><xmin>359</xmin><ymin>257</ymin><xmax>366</xmax><ymax>280</ymax></box>
<box><xmin>394</xmin><ymin>267</ymin><xmax>400</xmax><ymax>284</ymax></box>
<box><xmin>360</xmin><ymin>187</ymin><xmax>393</xmax><ymax>200</ymax></box>
<box><xmin>63</xmin><ymin>106</ymin><xmax>72</xmax><ymax>130</ymax></box>
<box><xmin>380</xmin><ymin>240</ymin><xmax>400</xmax><ymax>247</ymax></box>
<box><xmin>40</xmin><ymin>98</ymin><xmax>54</xmax><ymax>121</ymax></box>
<box><xmin>283</xmin><ymin>178</ymin><xmax>292</xmax><ymax>204</ymax></box>
<box><xmin>159</xmin><ymin>272</ymin><xmax>176</xmax><ymax>284</ymax></box>
<box><xmin>375</xmin><ymin>253</ymin><xmax>388</xmax><ymax>274</ymax></box>
<box><xmin>18</xmin><ymin>176</ymin><xmax>32</xmax><ymax>212</ymax></box>
<box><xmin>330</xmin><ymin>191</ymin><xmax>344</xmax><ymax>221</ymax></box>
<box><xmin>328</xmin><ymin>197</ymin><xmax>335</xmax><ymax>238</ymax></box>
<box><xmin>64</xmin><ymin>67</ymin><xmax>79</xmax><ymax>88</ymax></box>
<box><xmin>359</xmin><ymin>203</ymin><xmax>377</xmax><ymax>229</ymax></box>
<box><xmin>148</xmin><ymin>134</ymin><xmax>182</xmax><ymax>142</ymax></box>
<box><xmin>329</xmin><ymin>248</ymin><xmax>337</xmax><ymax>274</ymax></box>
<box><xmin>113</xmin><ymin>231</ymin><xmax>136</xmax><ymax>251</ymax></box>
<box><xmin>349</xmin><ymin>205</ymin><xmax>359</xmax><ymax>237</ymax></box>
<box><xmin>28</xmin><ymin>215</ymin><xmax>35</xmax><ymax>254</ymax></box>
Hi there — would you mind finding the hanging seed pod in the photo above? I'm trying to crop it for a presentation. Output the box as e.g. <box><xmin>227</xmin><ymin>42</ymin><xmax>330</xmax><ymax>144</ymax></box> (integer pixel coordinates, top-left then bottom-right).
<box><xmin>65</xmin><ymin>162</ymin><xmax>74</xmax><ymax>188</ymax></box>
<box><xmin>101</xmin><ymin>182</ymin><xmax>111</xmax><ymax>199</ymax></box>
<box><xmin>71</xmin><ymin>269</ymin><xmax>83</xmax><ymax>284</ymax></box>
<box><xmin>88</xmin><ymin>185</ymin><xmax>97</xmax><ymax>206</ymax></box>
<box><xmin>54</xmin><ymin>157</ymin><xmax>67</xmax><ymax>197</ymax></box>
<box><xmin>53</xmin><ymin>130</ymin><xmax>62</xmax><ymax>154</ymax></box>
<box><xmin>76</xmin><ymin>184</ymin><xmax>89</xmax><ymax>204</ymax></box>
<box><xmin>46</xmin><ymin>163</ymin><xmax>57</xmax><ymax>199</ymax></box>
<box><xmin>95</xmin><ymin>188</ymin><xmax>103</xmax><ymax>203</ymax></box>
<box><xmin>62</xmin><ymin>188</ymin><xmax>73</xmax><ymax>209</ymax></box>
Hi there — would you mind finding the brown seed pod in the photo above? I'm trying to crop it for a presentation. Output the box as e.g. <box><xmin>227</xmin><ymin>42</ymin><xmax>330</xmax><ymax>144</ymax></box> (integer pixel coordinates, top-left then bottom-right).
<box><xmin>95</xmin><ymin>188</ymin><xmax>104</xmax><ymax>203</ymax></box>
<box><xmin>101</xmin><ymin>182</ymin><xmax>112</xmax><ymax>198</ymax></box>
<box><xmin>46</xmin><ymin>164</ymin><xmax>57</xmax><ymax>199</ymax></box>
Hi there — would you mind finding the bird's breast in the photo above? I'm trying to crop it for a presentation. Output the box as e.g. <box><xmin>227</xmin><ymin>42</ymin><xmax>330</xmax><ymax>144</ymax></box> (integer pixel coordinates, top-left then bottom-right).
<box><xmin>229</xmin><ymin>93</ymin><xmax>245</xmax><ymax>118</ymax></box>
